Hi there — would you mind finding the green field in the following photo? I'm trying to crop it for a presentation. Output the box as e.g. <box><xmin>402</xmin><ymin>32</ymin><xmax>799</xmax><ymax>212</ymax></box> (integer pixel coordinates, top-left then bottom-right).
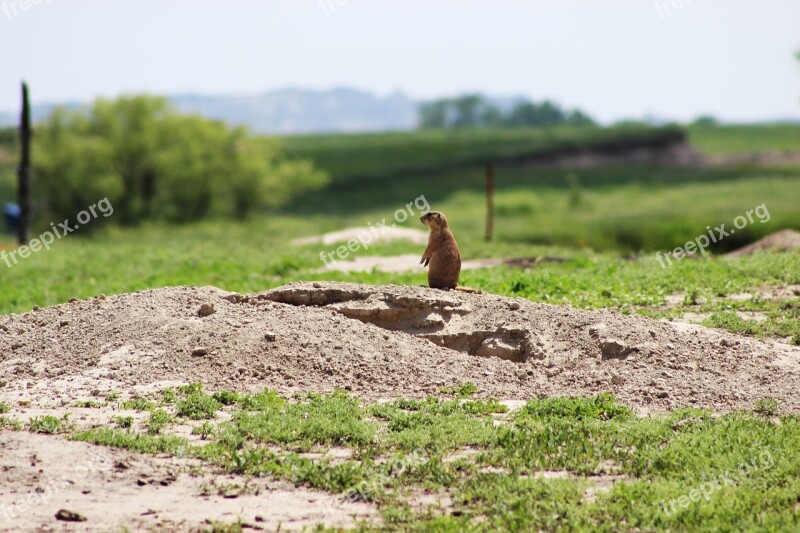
<box><xmin>688</xmin><ymin>124</ymin><xmax>800</xmax><ymax>155</ymax></box>
<box><xmin>280</xmin><ymin>125</ymin><xmax>684</xmax><ymax>184</ymax></box>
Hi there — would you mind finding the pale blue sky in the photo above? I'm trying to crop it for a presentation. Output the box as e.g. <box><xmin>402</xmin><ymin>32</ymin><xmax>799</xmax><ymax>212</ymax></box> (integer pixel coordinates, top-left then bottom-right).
<box><xmin>1</xmin><ymin>0</ymin><xmax>798</xmax><ymax>123</ymax></box>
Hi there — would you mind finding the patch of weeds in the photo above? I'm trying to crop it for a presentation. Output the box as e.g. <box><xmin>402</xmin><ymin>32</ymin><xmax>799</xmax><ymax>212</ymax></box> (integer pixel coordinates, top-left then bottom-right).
<box><xmin>146</xmin><ymin>409</ymin><xmax>174</xmax><ymax>435</ymax></box>
<box><xmin>122</xmin><ymin>397</ymin><xmax>155</xmax><ymax>411</ymax></box>
<box><xmin>29</xmin><ymin>414</ymin><xmax>73</xmax><ymax>434</ymax></box>
<box><xmin>74</xmin><ymin>400</ymin><xmax>102</xmax><ymax>408</ymax></box>
<box><xmin>238</xmin><ymin>388</ymin><xmax>285</xmax><ymax>411</ymax></box>
<box><xmin>176</xmin><ymin>393</ymin><xmax>222</xmax><ymax>420</ymax></box>
<box><xmin>0</xmin><ymin>415</ymin><xmax>22</xmax><ymax>430</ymax></box>
<box><xmin>683</xmin><ymin>288</ymin><xmax>701</xmax><ymax>306</ymax></box>
<box><xmin>703</xmin><ymin>311</ymin><xmax>761</xmax><ymax>336</ymax></box>
<box><xmin>105</xmin><ymin>392</ymin><xmax>120</xmax><ymax>402</ymax></box>
<box><xmin>71</xmin><ymin>428</ymin><xmax>190</xmax><ymax>455</ymax></box>
<box><xmin>193</xmin><ymin>421</ymin><xmax>216</xmax><ymax>439</ymax></box>
<box><xmin>462</xmin><ymin>399</ymin><xmax>508</xmax><ymax>415</ymax></box>
<box><xmin>439</xmin><ymin>382</ymin><xmax>478</xmax><ymax>398</ymax></box>
<box><xmin>177</xmin><ymin>382</ymin><xmax>204</xmax><ymax>396</ymax></box>
<box><xmin>212</xmin><ymin>390</ymin><xmax>239</xmax><ymax>406</ymax></box>
<box><xmin>370</xmin><ymin>397</ymin><xmax>499</xmax><ymax>452</ymax></box>
<box><xmin>228</xmin><ymin>390</ymin><xmax>374</xmax><ymax>450</ymax></box>
<box><xmin>755</xmin><ymin>397</ymin><xmax>779</xmax><ymax>417</ymax></box>
<box><xmin>203</xmin><ymin>445</ymin><xmax>368</xmax><ymax>495</ymax></box>
<box><xmin>203</xmin><ymin>519</ymin><xmax>244</xmax><ymax>533</ymax></box>
<box><xmin>517</xmin><ymin>393</ymin><xmax>633</xmax><ymax>422</ymax></box>
<box><xmin>113</xmin><ymin>415</ymin><xmax>134</xmax><ymax>429</ymax></box>
<box><xmin>0</xmin><ymin>402</ymin><xmax>8</xmax><ymax>414</ymax></box>
<box><xmin>162</xmin><ymin>388</ymin><xmax>179</xmax><ymax>404</ymax></box>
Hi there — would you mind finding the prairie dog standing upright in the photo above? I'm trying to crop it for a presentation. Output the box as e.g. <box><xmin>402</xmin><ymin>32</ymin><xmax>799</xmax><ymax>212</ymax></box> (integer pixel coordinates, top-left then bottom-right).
<box><xmin>419</xmin><ymin>211</ymin><xmax>461</xmax><ymax>289</ymax></box>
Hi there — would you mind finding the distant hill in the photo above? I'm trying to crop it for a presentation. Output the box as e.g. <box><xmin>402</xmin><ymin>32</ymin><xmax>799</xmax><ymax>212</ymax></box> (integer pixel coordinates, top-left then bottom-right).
<box><xmin>0</xmin><ymin>87</ymin><xmax>419</xmax><ymax>134</ymax></box>
<box><xmin>172</xmin><ymin>87</ymin><xmax>417</xmax><ymax>134</ymax></box>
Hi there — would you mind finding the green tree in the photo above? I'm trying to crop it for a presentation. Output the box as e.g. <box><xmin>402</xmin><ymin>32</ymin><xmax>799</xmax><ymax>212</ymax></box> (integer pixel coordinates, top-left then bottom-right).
<box><xmin>418</xmin><ymin>100</ymin><xmax>449</xmax><ymax>129</ymax></box>
<box><xmin>566</xmin><ymin>109</ymin><xmax>596</xmax><ymax>127</ymax></box>
<box><xmin>691</xmin><ymin>115</ymin><xmax>718</xmax><ymax>127</ymax></box>
<box><xmin>33</xmin><ymin>96</ymin><xmax>328</xmax><ymax>225</ymax></box>
<box><xmin>451</xmin><ymin>94</ymin><xmax>486</xmax><ymax>128</ymax></box>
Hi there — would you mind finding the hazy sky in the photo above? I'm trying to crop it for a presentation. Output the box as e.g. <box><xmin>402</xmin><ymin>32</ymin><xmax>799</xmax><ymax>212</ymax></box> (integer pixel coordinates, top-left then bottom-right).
<box><xmin>1</xmin><ymin>0</ymin><xmax>798</xmax><ymax>123</ymax></box>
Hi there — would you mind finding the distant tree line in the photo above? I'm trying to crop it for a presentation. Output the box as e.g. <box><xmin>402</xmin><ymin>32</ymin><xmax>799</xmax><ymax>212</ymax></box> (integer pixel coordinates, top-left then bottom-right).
<box><xmin>418</xmin><ymin>94</ymin><xmax>596</xmax><ymax>129</ymax></box>
<box><xmin>32</xmin><ymin>96</ymin><xmax>327</xmax><ymax>225</ymax></box>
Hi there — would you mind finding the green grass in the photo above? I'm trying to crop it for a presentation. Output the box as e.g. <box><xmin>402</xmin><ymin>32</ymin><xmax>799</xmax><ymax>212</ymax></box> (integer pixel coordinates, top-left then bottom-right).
<box><xmin>67</xmin><ymin>389</ymin><xmax>800</xmax><ymax>531</ymax></box>
<box><xmin>688</xmin><ymin>124</ymin><xmax>800</xmax><ymax>155</ymax></box>
<box><xmin>122</xmin><ymin>397</ymin><xmax>155</xmax><ymax>411</ymax></box>
<box><xmin>28</xmin><ymin>414</ymin><xmax>73</xmax><ymax>434</ymax></box>
<box><xmin>113</xmin><ymin>415</ymin><xmax>134</xmax><ymax>429</ymax></box>
<box><xmin>145</xmin><ymin>408</ymin><xmax>174</xmax><ymax>435</ymax></box>
<box><xmin>176</xmin><ymin>391</ymin><xmax>223</xmax><ymax>420</ymax></box>
<box><xmin>0</xmin><ymin>415</ymin><xmax>22</xmax><ymax>430</ymax></box>
<box><xmin>281</xmin><ymin>125</ymin><xmax>684</xmax><ymax>185</ymax></box>
<box><xmin>72</xmin><ymin>427</ymin><xmax>190</xmax><ymax>455</ymax></box>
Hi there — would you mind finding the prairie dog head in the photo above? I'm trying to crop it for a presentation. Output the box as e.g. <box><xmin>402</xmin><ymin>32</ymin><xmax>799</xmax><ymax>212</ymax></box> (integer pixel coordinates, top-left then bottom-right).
<box><xmin>420</xmin><ymin>211</ymin><xmax>449</xmax><ymax>230</ymax></box>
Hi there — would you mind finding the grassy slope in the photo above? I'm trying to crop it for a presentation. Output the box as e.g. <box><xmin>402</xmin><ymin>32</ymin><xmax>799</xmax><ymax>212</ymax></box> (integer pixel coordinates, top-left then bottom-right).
<box><xmin>688</xmin><ymin>124</ymin><xmax>800</xmax><ymax>155</ymax></box>
<box><xmin>280</xmin><ymin>125</ymin><xmax>684</xmax><ymax>184</ymax></box>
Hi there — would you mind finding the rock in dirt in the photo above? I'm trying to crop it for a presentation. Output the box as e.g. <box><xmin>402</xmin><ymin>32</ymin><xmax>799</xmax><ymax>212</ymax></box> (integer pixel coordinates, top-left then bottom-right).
<box><xmin>197</xmin><ymin>303</ymin><xmax>216</xmax><ymax>317</ymax></box>
<box><xmin>599</xmin><ymin>339</ymin><xmax>635</xmax><ymax>360</ymax></box>
<box><xmin>55</xmin><ymin>509</ymin><xmax>87</xmax><ymax>522</ymax></box>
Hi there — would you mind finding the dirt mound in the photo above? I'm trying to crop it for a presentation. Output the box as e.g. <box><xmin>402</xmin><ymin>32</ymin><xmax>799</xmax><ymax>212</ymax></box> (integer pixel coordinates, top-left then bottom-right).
<box><xmin>726</xmin><ymin>229</ymin><xmax>800</xmax><ymax>257</ymax></box>
<box><xmin>2</xmin><ymin>282</ymin><xmax>799</xmax><ymax>412</ymax></box>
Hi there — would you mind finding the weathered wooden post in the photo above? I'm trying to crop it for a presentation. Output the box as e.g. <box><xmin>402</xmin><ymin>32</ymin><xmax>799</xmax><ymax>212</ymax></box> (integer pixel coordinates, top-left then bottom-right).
<box><xmin>485</xmin><ymin>161</ymin><xmax>494</xmax><ymax>242</ymax></box>
<box><xmin>17</xmin><ymin>81</ymin><xmax>31</xmax><ymax>245</ymax></box>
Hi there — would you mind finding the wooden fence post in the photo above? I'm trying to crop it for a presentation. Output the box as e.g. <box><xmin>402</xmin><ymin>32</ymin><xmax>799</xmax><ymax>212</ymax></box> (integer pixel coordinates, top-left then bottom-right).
<box><xmin>485</xmin><ymin>162</ymin><xmax>494</xmax><ymax>242</ymax></box>
<box><xmin>17</xmin><ymin>81</ymin><xmax>31</xmax><ymax>245</ymax></box>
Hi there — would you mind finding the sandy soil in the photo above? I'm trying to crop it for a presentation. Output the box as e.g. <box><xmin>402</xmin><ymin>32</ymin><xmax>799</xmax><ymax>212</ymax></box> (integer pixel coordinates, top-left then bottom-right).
<box><xmin>0</xmin><ymin>432</ymin><xmax>376</xmax><ymax>532</ymax></box>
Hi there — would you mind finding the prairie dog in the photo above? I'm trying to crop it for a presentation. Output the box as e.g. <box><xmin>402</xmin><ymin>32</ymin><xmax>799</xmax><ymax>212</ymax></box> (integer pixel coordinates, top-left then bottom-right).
<box><xmin>419</xmin><ymin>211</ymin><xmax>461</xmax><ymax>289</ymax></box>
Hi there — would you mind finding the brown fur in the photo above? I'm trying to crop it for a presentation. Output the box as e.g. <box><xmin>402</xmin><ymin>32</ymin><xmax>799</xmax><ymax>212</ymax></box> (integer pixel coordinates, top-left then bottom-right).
<box><xmin>419</xmin><ymin>211</ymin><xmax>461</xmax><ymax>289</ymax></box>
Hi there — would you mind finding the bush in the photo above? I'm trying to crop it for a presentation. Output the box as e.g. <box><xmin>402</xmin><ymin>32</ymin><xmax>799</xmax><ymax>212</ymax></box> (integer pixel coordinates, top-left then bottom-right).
<box><xmin>33</xmin><ymin>95</ymin><xmax>327</xmax><ymax>226</ymax></box>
